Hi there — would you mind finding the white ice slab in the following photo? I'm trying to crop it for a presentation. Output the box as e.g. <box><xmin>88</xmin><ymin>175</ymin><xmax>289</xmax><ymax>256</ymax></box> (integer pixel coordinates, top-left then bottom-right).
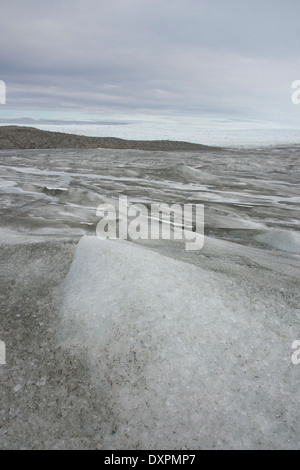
<box><xmin>58</xmin><ymin>236</ymin><xmax>300</xmax><ymax>449</ymax></box>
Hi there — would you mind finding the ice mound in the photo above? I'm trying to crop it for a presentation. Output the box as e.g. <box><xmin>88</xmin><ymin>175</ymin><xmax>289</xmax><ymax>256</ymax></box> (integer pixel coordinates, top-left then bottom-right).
<box><xmin>173</xmin><ymin>163</ymin><xmax>220</xmax><ymax>184</ymax></box>
<box><xmin>255</xmin><ymin>230</ymin><xmax>300</xmax><ymax>254</ymax></box>
<box><xmin>58</xmin><ymin>236</ymin><xmax>298</xmax><ymax>449</ymax></box>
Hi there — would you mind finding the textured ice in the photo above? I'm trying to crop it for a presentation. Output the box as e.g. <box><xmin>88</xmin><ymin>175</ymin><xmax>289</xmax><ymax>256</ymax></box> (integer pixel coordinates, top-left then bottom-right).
<box><xmin>58</xmin><ymin>235</ymin><xmax>300</xmax><ymax>449</ymax></box>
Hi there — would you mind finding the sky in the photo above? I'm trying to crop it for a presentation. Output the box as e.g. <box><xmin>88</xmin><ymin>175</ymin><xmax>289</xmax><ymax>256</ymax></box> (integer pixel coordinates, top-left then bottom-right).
<box><xmin>1</xmin><ymin>0</ymin><xmax>300</xmax><ymax>128</ymax></box>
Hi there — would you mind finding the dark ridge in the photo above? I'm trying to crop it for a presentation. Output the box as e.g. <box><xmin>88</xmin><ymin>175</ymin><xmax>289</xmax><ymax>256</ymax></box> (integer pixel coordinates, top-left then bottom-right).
<box><xmin>0</xmin><ymin>125</ymin><xmax>221</xmax><ymax>151</ymax></box>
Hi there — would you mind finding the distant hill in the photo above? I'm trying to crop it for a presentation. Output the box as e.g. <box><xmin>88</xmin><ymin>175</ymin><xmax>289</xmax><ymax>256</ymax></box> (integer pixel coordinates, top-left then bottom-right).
<box><xmin>0</xmin><ymin>125</ymin><xmax>220</xmax><ymax>151</ymax></box>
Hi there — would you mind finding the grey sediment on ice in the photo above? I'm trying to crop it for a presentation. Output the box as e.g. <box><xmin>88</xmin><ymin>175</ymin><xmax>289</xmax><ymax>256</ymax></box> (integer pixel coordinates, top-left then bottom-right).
<box><xmin>0</xmin><ymin>125</ymin><xmax>221</xmax><ymax>151</ymax></box>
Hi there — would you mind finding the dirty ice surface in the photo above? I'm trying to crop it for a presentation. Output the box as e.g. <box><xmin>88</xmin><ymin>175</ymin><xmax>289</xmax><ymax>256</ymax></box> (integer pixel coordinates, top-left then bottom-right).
<box><xmin>0</xmin><ymin>145</ymin><xmax>300</xmax><ymax>449</ymax></box>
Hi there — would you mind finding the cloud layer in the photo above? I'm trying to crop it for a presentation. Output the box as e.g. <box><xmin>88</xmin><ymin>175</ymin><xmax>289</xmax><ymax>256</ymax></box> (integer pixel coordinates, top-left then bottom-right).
<box><xmin>1</xmin><ymin>0</ymin><xmax>300</xmax><ymax>126</ymax></box>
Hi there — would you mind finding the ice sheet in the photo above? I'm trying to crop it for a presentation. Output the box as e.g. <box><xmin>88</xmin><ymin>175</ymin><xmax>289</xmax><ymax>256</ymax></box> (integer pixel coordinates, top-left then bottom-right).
<box><xmin>1</xmin><ymin>145</ymin><xmax>299</xmax><ymax>449</ymax></box>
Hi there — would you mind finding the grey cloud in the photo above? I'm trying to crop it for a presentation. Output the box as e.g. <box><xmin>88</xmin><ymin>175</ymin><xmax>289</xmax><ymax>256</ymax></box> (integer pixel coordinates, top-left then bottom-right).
<box><xmin>1</xmin><ymin>0</ymin><xmax>300</xmax><ymax>125</ymax></box>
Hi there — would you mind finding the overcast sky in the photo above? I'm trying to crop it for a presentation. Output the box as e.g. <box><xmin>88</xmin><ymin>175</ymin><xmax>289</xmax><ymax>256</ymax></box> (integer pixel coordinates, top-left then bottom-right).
<box><xmin>1</xmin><ymin>0</ymin><xmax>300</xmax><ymax>127</ymax></box>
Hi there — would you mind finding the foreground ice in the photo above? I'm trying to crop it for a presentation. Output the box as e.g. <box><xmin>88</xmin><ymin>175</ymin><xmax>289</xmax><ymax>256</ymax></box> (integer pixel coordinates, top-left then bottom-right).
<box><xmin>0</xmin><ymin>146</ymin><xmax>299</xmax><ymax>449</ymax></box>
<box><xmin>58</xmin><ymin>235</ymin><xmax>300</xmax><ymax>449</ymax></box>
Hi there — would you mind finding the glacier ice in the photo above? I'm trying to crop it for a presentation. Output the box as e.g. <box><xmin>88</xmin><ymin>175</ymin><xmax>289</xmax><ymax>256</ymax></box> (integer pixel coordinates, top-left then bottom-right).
<box><xmin>1</xmin><ymin>144</ymin><xmax>300</xmax><ymax>449</ymax></box>
<box><xmin>58</xmin><ymin>235</ymin><xmax>300</xmax><ymax>449</ymax></box>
